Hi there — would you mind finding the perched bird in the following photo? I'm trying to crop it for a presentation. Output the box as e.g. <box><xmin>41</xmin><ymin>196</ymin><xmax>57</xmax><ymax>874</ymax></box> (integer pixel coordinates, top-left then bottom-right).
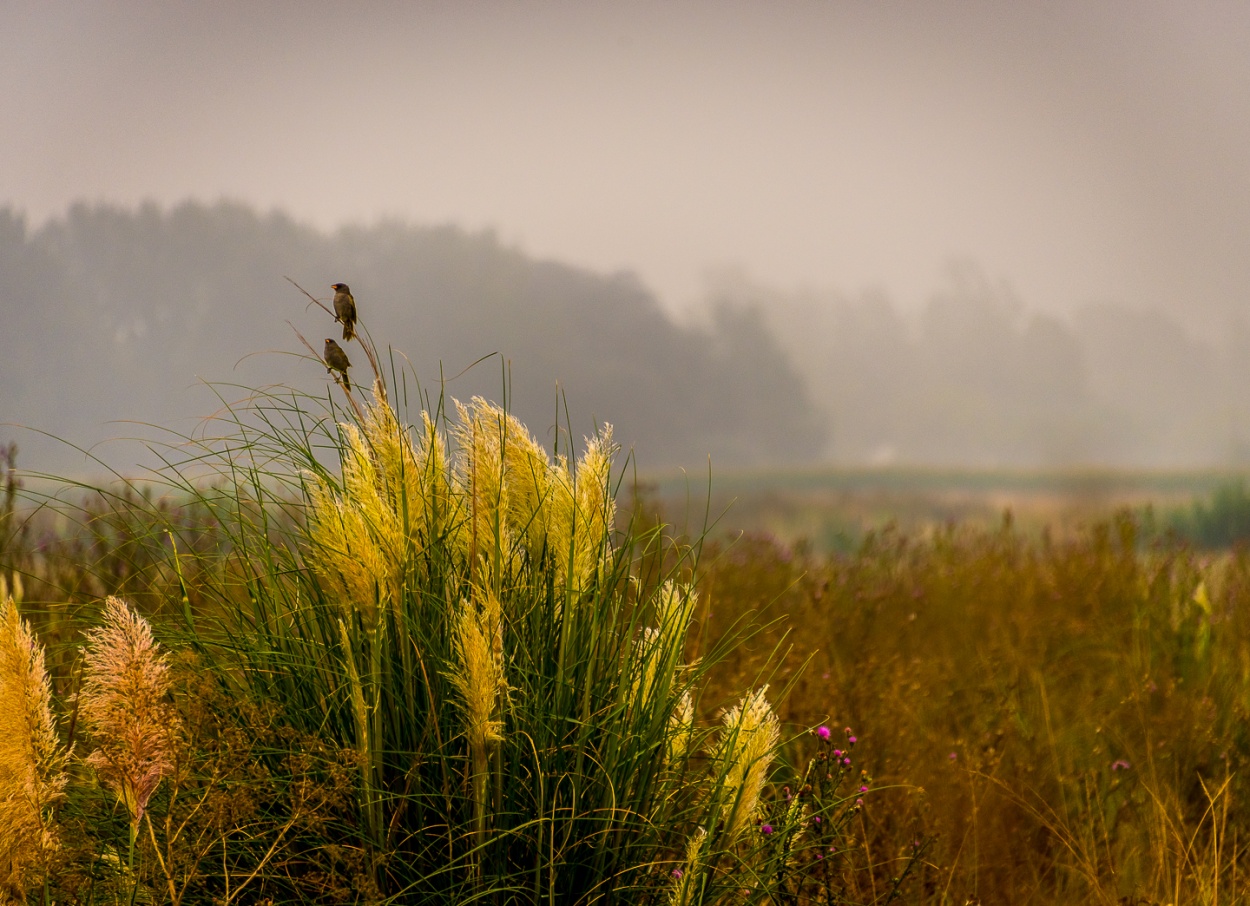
<box><xmin>332</xmin><ymin>282</ymin><xmax>357</xmax><ymax>341</ymax></box>
<box><xmin>324</xmin><ymin>338</ymin><xmax>352</xmax><ymax>390</ymax></box>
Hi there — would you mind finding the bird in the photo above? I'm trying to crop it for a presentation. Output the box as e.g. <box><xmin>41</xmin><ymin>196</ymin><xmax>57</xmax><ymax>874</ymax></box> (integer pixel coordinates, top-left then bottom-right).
<box><xmin>324</xmin><ymin>338</ymin><xmax>352</xmax><ymax>390</ymax></box>
<box><xmin>332</xmin><ymin>282</ymin><xmax>357</xmax><ymax>341</ymax></box>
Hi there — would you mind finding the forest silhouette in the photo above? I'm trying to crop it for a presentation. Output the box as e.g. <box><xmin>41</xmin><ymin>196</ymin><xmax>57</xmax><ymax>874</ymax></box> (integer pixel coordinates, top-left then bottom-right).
<box><xmin>2</xmin><ymin>200</ymin><xmax>1246</xmax><ymax>476</ymax></box>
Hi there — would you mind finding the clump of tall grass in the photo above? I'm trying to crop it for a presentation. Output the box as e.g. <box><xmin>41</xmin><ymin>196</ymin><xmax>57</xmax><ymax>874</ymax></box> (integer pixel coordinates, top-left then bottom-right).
<box><xmin>0</xmin><ymin>295</ymin><xmax>895</xmax><ymax>904</ymax></box>
<box><xmin>225</xmin><ymin>368</ymin><xmax>856</xmax><ymax>901</ymax></box>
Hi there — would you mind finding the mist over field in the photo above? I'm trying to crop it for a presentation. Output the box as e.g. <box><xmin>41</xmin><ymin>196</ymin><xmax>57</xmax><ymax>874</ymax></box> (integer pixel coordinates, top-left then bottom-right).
<box><xmin>4</xmin><ymin>200</ymin><xmax>1250</xmax><ymax>476</ymax></box>
<box><xmin>5</xmin><ymin>2</ymin><xmax>1250</xmax><ymax>476</ymax></box>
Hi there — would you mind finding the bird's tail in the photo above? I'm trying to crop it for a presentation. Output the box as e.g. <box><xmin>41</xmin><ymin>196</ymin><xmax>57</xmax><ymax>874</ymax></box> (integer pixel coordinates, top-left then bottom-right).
<box><xmin>343</xmin><ymin>323</ymin><xmax>355</xmax><ymax>342</ymax></box>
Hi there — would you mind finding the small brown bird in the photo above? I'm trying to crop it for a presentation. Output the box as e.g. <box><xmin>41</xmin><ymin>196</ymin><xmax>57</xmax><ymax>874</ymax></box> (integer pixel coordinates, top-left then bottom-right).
<box><xmin>324</xmin><ymin>338</ymin><xmax>352</xmax><ymax>390</ymax></box>
<box><xmin>332</xmin><ymin>282</ymin><xmax>357</xmax><ymax>341</ymax></box>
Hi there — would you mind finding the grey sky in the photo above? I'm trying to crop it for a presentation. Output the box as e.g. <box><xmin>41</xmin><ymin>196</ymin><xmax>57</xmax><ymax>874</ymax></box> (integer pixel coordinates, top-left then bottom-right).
<box><xmin>5</xmin><ymin>1</ymin><xmax>1249</xmax><ymax>325</ymax></box>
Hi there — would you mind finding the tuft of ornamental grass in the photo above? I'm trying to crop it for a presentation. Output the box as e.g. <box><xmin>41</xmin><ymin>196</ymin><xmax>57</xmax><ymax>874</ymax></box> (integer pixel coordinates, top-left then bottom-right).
<box><xmin>0</xmin><ymin>303</ymin><xmax>882</xmax><ymax>904</ymax></box>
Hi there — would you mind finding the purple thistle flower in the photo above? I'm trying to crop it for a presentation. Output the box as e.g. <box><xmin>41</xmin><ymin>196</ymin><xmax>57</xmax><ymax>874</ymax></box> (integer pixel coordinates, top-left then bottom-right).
<box><xmin>672</xmin><ymin>869</ymin><xmax>683</xmax><ymax>879</ymax></box>
<box><xmin>860</xmin><ymin>785</ymin><xmax>869</xmax><ymax>793</ymax></box>
<box><xmin>761</xmin><ymin>824</ymin><xmax>774</xmax><ymax>835</ymax></box>
<box><xmin>816</xmin><ymin>725</ymin><xmax>832</xmax><ymax>740</ymax></box>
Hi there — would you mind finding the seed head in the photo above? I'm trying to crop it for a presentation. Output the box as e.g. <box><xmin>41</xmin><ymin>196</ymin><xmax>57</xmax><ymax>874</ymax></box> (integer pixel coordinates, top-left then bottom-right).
<box><xmin>0</xmin><ymin>596</ymin><xmax>68</xmax><ymax>897</ymax></box>
<box><xmin>78</xmin><ymin>597</ymin><xmax>180</xmax><ymax>828</ymax></box>
<box><xmin>717</xmin><ymin>686</ymin><xmax>780</xmax><ymax>839</ymax></box>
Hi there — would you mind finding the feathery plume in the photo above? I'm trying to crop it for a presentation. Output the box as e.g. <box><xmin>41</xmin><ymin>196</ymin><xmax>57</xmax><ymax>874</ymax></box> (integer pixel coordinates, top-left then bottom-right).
<box><xmin>449</xmin><ymin>399</ymin><xmax>616</xmax><ymax>592</ymax></box>
<box><xmin>666</xmin><ymin>690</ymin><xmax>696</xmax><ymax>768</ymax></box>
<box><xmin>448</xmin><ymin>590</ymin><xmax>508</xmax><ymax>756</ymax></box>
<box><xmin>482</xmin><ymin>403</ymin><xmax>555</xmax><ymax>558</ymax></box>
<box><xmin>453</xmin><ymin>399</ymin><xmax>514</xmax><ymax>579</ymax></box>
<box><xmin>358</xmin><ymin>381</ymin><xmax>434</xmax><ymax>548</ymax></box>
<box><xmin>307</xmin><ymin>476</ymin><xmax>391</xmax><ymax>627</ymax></box>
<box><xmin>546</xmin><ymin>427</ymin><xmax>617</xmax><ymax>594</ymax></box>
<box><xmin>79</xmin><ymin>597</ymin><xmax>180</xmax><ymax>830</ymax></box>
<box><xmin>571</xmin><ymin>426</ymin><xmax>616</xmax><ymax>590</ymax></box>
<box><xmin>665</xmin><ymin>827</ymin><xmax>707</xmax><ymax>906</ymax></box>
<box><xmin>716</xmin><ymin>686</ymin><xmax>780</xmax><ymax>839</ymax></box>
<box><xmin>339</xmin><ymin>419</ymin><xmax>406</xmax><ymax>608</ymax></box>
<box><xmin>448</xmin><ymin>589</ymin><xmax>509</xmax><ymax>852</ymax></box>
<box><xmin>308</xmin><ymin>387</ymin><xmax>466</xmax><ymax>623</ymax></box>
<box><xmin>0</xmin><ymin>596</ymin><xmax>67</xmax><ymax>901</ymax></box>
<box><xmin>413</xmin><ymin>410</ymin><xmax>464</xmax><ymax>560</ymax></box>
<box><xmin>545</xmin><ymin>456</ymin><xmax>576</xmax><ymax>587</ymax></box>
<box><xmin>306</xmin><ymin>390</ymin><xmax>402</xmax><ymax>624</ymax></box>
<box><xmin>630</xmin><ymin>582</ymin><xmax>697</xmax><ymax>727</ymax></box>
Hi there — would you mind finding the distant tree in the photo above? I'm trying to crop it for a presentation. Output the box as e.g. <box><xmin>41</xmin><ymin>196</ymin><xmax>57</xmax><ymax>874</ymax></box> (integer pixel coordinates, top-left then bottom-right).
<box><xmin>1169</xmin><ymin>481</ymin><xmax>1250</xmax><ymax>549</ymax></box>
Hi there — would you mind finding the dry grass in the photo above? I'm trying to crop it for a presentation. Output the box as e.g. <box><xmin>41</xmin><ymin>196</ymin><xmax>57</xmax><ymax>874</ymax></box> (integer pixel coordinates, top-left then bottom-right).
<box><xmin>692</xmin><ymin>510</ymin><xmax>1250</xmax><ymax>904</ymax></box>
<box><xmin>7</xmin><ymin>414</ymin><xmax>1250</xmax><ymax>902</ymax></box>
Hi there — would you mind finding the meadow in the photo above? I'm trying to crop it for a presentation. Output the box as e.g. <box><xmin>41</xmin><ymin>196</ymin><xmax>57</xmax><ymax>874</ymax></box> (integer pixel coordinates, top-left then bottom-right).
<box><xmin>2</xmin><ymin>323</ymin><xmax>1249</xmax><ymax>904</ymax></box>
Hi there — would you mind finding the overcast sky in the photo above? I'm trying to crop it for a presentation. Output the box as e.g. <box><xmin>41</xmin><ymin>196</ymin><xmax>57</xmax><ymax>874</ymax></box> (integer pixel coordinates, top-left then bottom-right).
<box><xmin>5</xmin><ymin>1</ymin><xmax>1250</xmax><ymax>327</ymax></box>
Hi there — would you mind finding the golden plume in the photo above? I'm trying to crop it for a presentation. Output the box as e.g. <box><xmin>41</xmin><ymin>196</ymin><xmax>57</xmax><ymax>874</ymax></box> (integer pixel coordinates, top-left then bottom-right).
<box><xmin>78</xmin><ymin>597</ymin><xmax>179</xmax><ymax>831</ymax></box>
<box><xmin>716</xmin><ymin>686</ymin><xmax>780</xmax><ymax>839</ymax></box>
<box><xmin>0</xmin><ymin>596</ymin><xmax>68</xmax><ymax>902</ymax></box>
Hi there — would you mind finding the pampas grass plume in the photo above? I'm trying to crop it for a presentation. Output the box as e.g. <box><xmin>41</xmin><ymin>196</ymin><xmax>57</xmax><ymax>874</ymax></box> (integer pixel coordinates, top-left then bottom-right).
<box><xmin>665</xmin><ymin>826</ymin><xmax>706</xmax><ymax>906</ymax></box>
<box><xmin>718</xmin><ymin>686</ymin><xmax>780</xmax><ymax>839</ymax></box>
<box><xmin>0</xmin><ymin>595</ymin><xmax>68</xmax><ymax>900</ymax></box>
<box><xmin>79</xmin><ymin>596</ymin><xmax>180</xmax><ymax>829</ymax></box>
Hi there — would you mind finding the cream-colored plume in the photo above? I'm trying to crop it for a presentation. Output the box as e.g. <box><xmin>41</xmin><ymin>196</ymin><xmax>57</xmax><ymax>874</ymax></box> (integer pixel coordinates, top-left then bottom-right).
<box><xmin>79</xmin><ymin>597</ymin><xmax>180</xmax><ymax>830</ymax></box>
<box><xmin>448</xmin><ymin>589</ymin><xmax>508</xmax><ymax>755</ymax></box>
<box><xmin>716</xmin><ymin>685</ymin><xmax>780</xmax><ymax>839</ymax></box>
<box><xmin>546</xmin><ymin>426</ymin><xmax>617</xmax><ymax>593</ymax></box>
<box><xmin>0</xmin><ymin>596</ymin><xmax>67</xmax><ymax>902</ymax></box>
<box><xmin>307</xmin><ymin>385</ymin><xmax>466</xmax><ymax>625</ymax></box>
<box><xmin>665</xmin><ymin>826</ymin><xmax>707</xmax><ymax>906</ymax></box>
<box><xmin>631</xmin><ymin>582</ymin><xmax>697</xmax><ymax>738</ymax></box>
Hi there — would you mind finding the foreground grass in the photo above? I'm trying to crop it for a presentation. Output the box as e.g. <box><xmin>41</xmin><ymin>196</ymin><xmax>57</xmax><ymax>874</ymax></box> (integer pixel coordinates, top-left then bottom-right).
<box><xmin>7</xmin><ymin>434</ymin><xmax>1250</xmax><ymax>903</ymax></box>
<box><xmin>0</xmin><ymin>344</ymin><xmax>887</xmax><ymax>904</ymax></box>
<box><xmin>3</xmin><ymin>318</ymin><xmax>1249</xmax><ymax>902</ymax></box>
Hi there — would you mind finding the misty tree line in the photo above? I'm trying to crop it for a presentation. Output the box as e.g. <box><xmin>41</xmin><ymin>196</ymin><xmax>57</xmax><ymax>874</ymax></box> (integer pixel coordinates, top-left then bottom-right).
<box><xmin>2</xmin><ymin>200</ymin><xmax>1247</xmax><ymax>474</ymax></box>
<box><xmin>721</xmin><ymin>263</ymin><xmax>1250</xmax><ymax>468</ymax></box>
<box><xmin>0</xmin><ymin>201</ymin><xmax>821</xmax><ymax>475</ymax></box>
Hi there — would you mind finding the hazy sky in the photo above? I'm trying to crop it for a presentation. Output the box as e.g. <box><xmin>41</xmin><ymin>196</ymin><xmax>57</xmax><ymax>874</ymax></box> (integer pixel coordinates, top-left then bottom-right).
<box><xmin>5</xmin><ymin>1</ymin><xmax>1250</xmax><ymax>325</ymax></box>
